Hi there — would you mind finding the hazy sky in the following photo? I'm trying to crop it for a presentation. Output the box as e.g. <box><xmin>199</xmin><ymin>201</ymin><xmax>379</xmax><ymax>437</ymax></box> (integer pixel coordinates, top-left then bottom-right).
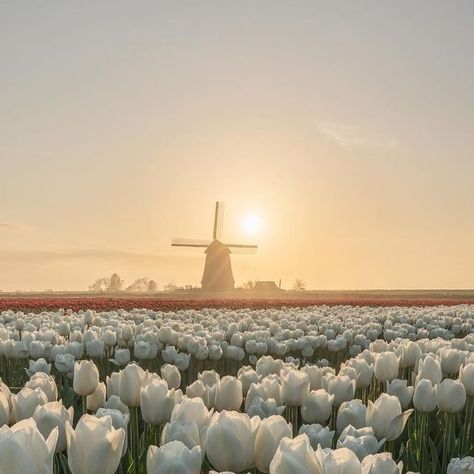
<box><xmin>1</xmin><ymin>1</ymin><xmax>473</xmax><ymax>291</ymax></box>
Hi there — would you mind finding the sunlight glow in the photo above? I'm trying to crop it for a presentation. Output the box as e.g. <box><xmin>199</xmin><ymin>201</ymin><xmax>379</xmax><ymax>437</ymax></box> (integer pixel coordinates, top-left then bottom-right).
<box><xmin>241</xmin><ymin>213</ymin><xmax>263</xmax><ymax>235</ymax></box>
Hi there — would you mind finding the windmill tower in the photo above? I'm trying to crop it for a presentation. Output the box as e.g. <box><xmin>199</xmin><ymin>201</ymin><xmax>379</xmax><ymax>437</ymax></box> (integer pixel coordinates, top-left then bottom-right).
<box><xmin>172</xmin><ymin>202</ymin><xmax>257</xmax><ymax>291</ymax></box>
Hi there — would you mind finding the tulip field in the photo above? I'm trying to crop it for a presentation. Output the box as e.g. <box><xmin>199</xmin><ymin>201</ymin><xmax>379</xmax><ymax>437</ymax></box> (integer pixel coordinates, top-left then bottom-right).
<box><xmin>0</xmin><ymin>304</ymin><xmax>473</xmax><ymax>473</ymax></box>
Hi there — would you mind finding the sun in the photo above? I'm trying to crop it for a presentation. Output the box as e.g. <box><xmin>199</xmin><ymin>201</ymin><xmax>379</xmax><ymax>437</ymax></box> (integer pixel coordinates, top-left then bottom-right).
<box><xmin>241</xmin><ymin>213</ymin><xmax>263</xmax><ymax>235</ymax></box>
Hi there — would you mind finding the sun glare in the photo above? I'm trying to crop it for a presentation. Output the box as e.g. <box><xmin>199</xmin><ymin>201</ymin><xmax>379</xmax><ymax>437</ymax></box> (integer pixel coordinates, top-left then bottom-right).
<box><xmin>242</xmin><ymin>213</ymin><xmax>263</xmax><ymax>235</ymax></box>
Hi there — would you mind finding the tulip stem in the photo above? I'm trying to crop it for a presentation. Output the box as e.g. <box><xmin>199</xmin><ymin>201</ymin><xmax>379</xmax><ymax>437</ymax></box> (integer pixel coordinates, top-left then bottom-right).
<box><xmin>82</xmin><ymin>396</ymin><xmax>87</xmax><ymax>416</ymax></box>
<box><xmin>441</xmin><ymin>412</ymin><xmax>452</xmax><ymax>474</ymax></box>
<box><xmin>132</xmin><ymin>407</ymin><xmax>139</xmax><ymax>473</ymax></box>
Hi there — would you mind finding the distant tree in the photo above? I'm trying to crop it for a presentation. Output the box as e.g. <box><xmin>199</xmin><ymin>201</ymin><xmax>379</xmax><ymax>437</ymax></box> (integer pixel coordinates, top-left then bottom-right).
<box><xmin>127</xmin><ymin>277</ymin><xmax>150</xmax><ymax>292</ymax></box>
<box><xmin>109</xmin><ymin>273</ymin><xmax>124</xmax><ymax>292</ymax></box>
<box><xmin>147</xmin><ymin>280</ymin><xmax>158</xmax><ymax>292</ymax></box>
<box><xmin>89</xmin><ymin>277</ymin><xmax>111</xmax><ymax>292</ymax></box>
<box><xmin>292</xmin><ymin>278</ymin><xmax>306</xmax><ymax>291</ymax></box>
<box><xmin>164</xmin><ymin>282</ymin><xmax>177</xmax><ymax>292</ymax></box>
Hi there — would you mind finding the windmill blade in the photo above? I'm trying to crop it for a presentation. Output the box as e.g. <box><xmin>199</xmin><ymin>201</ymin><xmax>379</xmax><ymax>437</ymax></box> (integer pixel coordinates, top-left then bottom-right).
<box><xmin>228</xmin><ymin>246</ymin><xmax>257</xmax><ymax>254</ymax></box>
<box><xmin>171</xmin><ymin>238</ymin><xmax>210</xmax><ymax>248</ymax></box>
<box><xmin>213</xmin><ymin>201</ymin><xmax>225</xmax><ymax>240</ymax></box>
<box><xmin>225</xmin><ymin>243</ymin><xmax>258</xmax><ymax>254</ymax></box>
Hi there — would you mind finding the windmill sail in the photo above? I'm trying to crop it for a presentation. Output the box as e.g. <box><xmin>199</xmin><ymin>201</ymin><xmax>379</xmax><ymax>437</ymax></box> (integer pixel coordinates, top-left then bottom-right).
<box><xmin>171</xmin><ymin>201</ymin><xmax>258</xmax><ymax>291</ymax></box>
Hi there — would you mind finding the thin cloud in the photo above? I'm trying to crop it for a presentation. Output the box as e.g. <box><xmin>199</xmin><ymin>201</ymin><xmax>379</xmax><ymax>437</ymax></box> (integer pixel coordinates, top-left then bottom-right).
<box><xmin>0</xmin><ymin>248</ymin><xmax>202</xmax><ymax>264</ymax></box>
<box><xmin>0</xmin><ymin>222</ymin><xmax>23</xmax><ymax>230</ymax></box>
<box><xmin>316</xmin><ymin>121</ymin><xmax>399</xmax><ymax>151</ymax></box>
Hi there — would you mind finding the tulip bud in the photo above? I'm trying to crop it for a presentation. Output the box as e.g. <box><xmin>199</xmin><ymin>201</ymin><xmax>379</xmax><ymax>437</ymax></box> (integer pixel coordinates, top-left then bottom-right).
<box><xmin>205</xmin><ymin>411</ymin><xmax>260</xmax><ymax>473</ymax></box>
<box><xmin>413</xmin><ymin>379</ymin><xmax>437</xmax><ymax>412</ymax></box>
<box><xmin>436</xmin><ymin>379</ymin><xmax>466</xmax><ymax>413</ymax></box>
<box><xmin>269</xmin><ymin>434</ymin><xmax>324</xmax><ymax>474</ymax></box>
<box><xmin>66</xmin><ymin>414</ymin><xmax>125</xmax><ymax>474</ymax></box>
<box><xmin>147</xmin><ymin>440</ymin><xmax>202</xmax><ymax>474</ymax></box>
<box><xmin>0</xmin><ymin>418</ymin><xmax>58</xmax><ymax>473</ymax></box>
<box><xmin>33</xmin><ymin>401</ymin><xmax>74</xmax><ymax>452</ymax></box>
<box><xmin>301</xmin><ymin>389</ymin><xmax>334</xmax><ymax>424</ymax></box>
<box><xmin>73</xmin><ymin>361</ymin><xmax>99</xmax><ymax>397</ymax></box>
<box><xmin>255</xmin><ymin>416</ymin><xmax>293</xmax><ymax>473</ymax></box>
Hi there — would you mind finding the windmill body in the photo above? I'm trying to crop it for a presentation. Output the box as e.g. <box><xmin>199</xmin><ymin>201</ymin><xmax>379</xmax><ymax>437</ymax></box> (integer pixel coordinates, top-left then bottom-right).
<box><xmin>172</xmin><ymin>202</ymin><xmax>257</xmax><ymax>291</ymax></box>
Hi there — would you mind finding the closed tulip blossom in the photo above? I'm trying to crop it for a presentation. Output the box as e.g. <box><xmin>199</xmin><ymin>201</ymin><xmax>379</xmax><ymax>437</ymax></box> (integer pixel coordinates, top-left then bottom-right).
<box><xmin>326</xmin><ymin>375</ymin><xmax>356</xmax><ymax>407</ymax></box>
<box><xmin>447</xmin><ymin>457</ymin><xmax>474</xmax><ymax>473</ymax></box>
<box><xmin>26</xmin><ymin>358</ymin><xmax>51</xmax><ymax>377</ymax></box>
<box><xmin>171</xmin><ymin>397</ymin><xmax>214</xmax><ymax>433</ymax></box>
<box><xmin>436</xmin><ymin>379</ymin><xmax>466</xmax><ymax>413</ymax></box>
<box><xmin>374</xmin><ymin>352</ymin><xmax>400</xmax><ymax>383</ymax></box>
<box><xmin>147</xmin><ymin>440</ymin><xmax>202</xmax><ymax>474</ymax></box>
<box><xmin>440</xmin><ymin>348</ymin><xmax>463</xmax><ymax>376</ymax></box>
<box><xmin>214</xmin><ymin>376</ymin><xmax>243</xmax><ymax>411</ymax></box>
<box><xmin>317</xmin><ymin>446</ymin><xmax>362</xmax><ymax>473</ymax></box>
<box><xmin>459</xmin><ymin>363</ymin><xmax>474</xmax><ymax>396</ymax></box>
<box><xmin>269</xmin><ymin>434</ymin><xmax>324</xmax><ymax>474</ymax></box>
<box><xmin>416</xmin><ymin>355</ymin><xmax>442</xmax><ymax>385</ymax></box>
<box><xmin>205</xmin><ymin>411</ymin><xmax>260</xmax><ymax>473</ymax></box>
<box><xmin>12</xmin><ymin>387</ymin><xmax>48</xmax><ymax>422</ymax></box>
<box><xmin>87</xmin><ymin>382</ymin><xmax>106</xmax><ymax>412</ymax></box>
<box><xmin>55</xmin><ymin>353</ymin><xmax>75</xmax><ymax>375</ymax></box>
<box><xmin>161</xmin><ymin>364</ymin><xmax>181</xmax><ymax>390</ymax></box>
<box><xmin>247</xmin><ymin>396</ymin><xmax>286</xmax><ymax>419</ymax></box>
<box><xmin>141</xmin><ymin>380</ymin><xmax>182</xmax><ymax>426</ymax></box>
<box><xmin>73</xmin><ymin>361</ymin><xmax>99</xmax><ymax>397</ymax></box>
<box><xmin>336</xmin><ymin>399</ymin><xmax>367</xmax><ymax>434</ymax></box>
<box><xmin>413</xmin><ymin>378</ymin><xmax>437</xmax><ymax>412</ymax></box>
<box><xmin>386</xmin><ymin>379</ymin><xmax>414</xmax><ymax>410</ymax></box>
<box><xmin>255</xmin><ymin>415</ymin><xmax>293</xmax><ymax>473</ymax></box>
<box><xmin>281</xmin><ymin>369</ymin><xmax>310</xmax><ymax>406</ymax></box>
<box><xmin>109</xmin><ymin>348</ymin><xmax>131</xmax><ymax>367</ymax></box>
<box><xmin>361</xmin><ymin>453</ymin><xmax>403</xmax><ymax>474</ymax></box>
<box><xmin>96</xmin><ymin>408</ymin><xmax>130</xmax><ymax>455</ymax></box>
<box><xmin>366</xmin><ymin>394</ymin><xmax>413</xmax><ymax>441</ymax></box>
<box><xmin>399</xmin><ymin>341</ymin><xmax>422</xmax><ymax>369</ymax></box>
<box><xmin>298</xmin><ymin>424</ymin><xmax>334</xmax><ymax>449</ymax></box>
<box><xmin>0</xmin><ymin>418</ymin><xmax>58</xmax><ymax>474</ymax></box>
<box><xmin>26</xmin><ymin>373</ymin><xmax>58</xmax><ymax>402</ymax></box>
<box><xmin>118</xmin><ymin>362</ymin><xmax>147</xmax><ymax>407</ymax></box>
<box><xmin>66</xmin><ymin>414</ymin><xmax>125</xmax><ymax>474</ymax></box>
<box><xmin>237</xmin><ymin>366</ymin><xmax>260</xmax><ymax>395</ymax></box>
<box><xmin>161</xmin><ymin>420</ymin><xmax>203</xmax><ymax>457</ymax></box>
<box><xmin>301</xmin><ymin>389</ymin><xmax>334</xmax><ymax>424</ymax></box>
<box><xmin>337</xmin><ymin>425</ymin><xmax>384</xmax><ymax>461</ymax></box>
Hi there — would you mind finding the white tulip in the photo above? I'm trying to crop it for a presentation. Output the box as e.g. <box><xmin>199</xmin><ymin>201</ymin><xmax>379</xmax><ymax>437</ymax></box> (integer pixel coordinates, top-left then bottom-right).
<box><xmin>73</xmin><ymin>361</ymin><xmax>99</xmax><ymax>397</ymax></box>
<box><xmin>281</xmin><ymin>370</ymin><xmax>310</xmax><ymax>406</ymax></box>
<box><xmin>214</xmin><ymin>376</ymin><xmax>243</xmax><ymax>411</ymax></box>
<box><xmin>12</xmin><ymin>387</ymin><xmax>48</xmax><ymax>422</ymax></box>
<box><xmin>336</xmin><ymin>399</ymin><xmax>367</xmax><ymax>434</ymax></box>
<box><xmin>147</xmin><ymin>440</ymin><xmax>202</xmax><ymax>474</ymax></box>
<box><xmin>301</xmin><ymin>389</ymin><xmax>334</xmax><ymax>424</ymax></box>
<box><xmin>374</xmin><ymin>352</ymin><xmax>399</xmax><ymax>383</ymax></box>
<box><xmin>141</xmin><ymin>380</ymin><xmax>182</xmax><ymax>426</ymax></box>
<box><xmin>317</xmin><ymin>446</ymin><xmax>362</xmax><ymax>473</ymax></box>
<box><xmin>26</xmin><ymin>372</ymin><xmax>58</xmax><ymax>402</ymax></box>
<box><xmin>0</xmin><ymin>418</ymin><xmax>58</xmax><ymax>474</ymax></box>
<box><xmin>436</xmin><ymin>378</ymin><xmax>466</xmax><ymax>413</ymax></box>
<box><xmin>337</xmin><ymin>425</ymin><xmax>384</xmax><ymax>461</ymax></box>
<box><xmin>66</xmin><ymin>414</ymin><xmax>125</xmax><ymax>474</ymax></box>
<box><xmin>118</xmin><ymin>363</ymin><xmax>147</xmax><ymax>407</ymax></box>
<box><xmin>161</xmin><ymin>364</ymin><xmax>181</xmax><ymax>390</ymax></box>
<box><xmin>33</xmin><ymin>400</ymin><xmax>74</xmax><ymax>452</ymax></box>
<box><xmin>269</xmin><ymin>434</ymin><xmax>324</xmax><ymax>474</ymax></box>
<box><xmin>299</xmin><ymin>423</ymin><xmax>334</xmax><ymax>449</ymax></box>
<box><xmin>86</xmin><ymin>382</ymin><xmax>106</xmax><ymax>412</ymax></box>
<box><xmin>205</xmin><ymin>411</ymin><xmax>260</xmax><ymax>473</ymax></box>
<box><xmin>413</xmin><ymin>379</ymin><xmax>437</xmax><ymax>412</ymax></box>
<box><xmin>361</xmin><ymin>453</ymin><xmax>403</xmax><ymax>473</ymax></box>
<box><xmin>459</xmin><ymin>363</ymin><xmax>474</xmax><ymax>397</ymax></box>
<box><xmin>255</xmin><ymin>415</ymin><xmax>293</xmax><ymax>473</ymax></box>
<box><xmin>386</xmin><ymin>379</ymin><xmax>414</xmax><ymax>410</ymax></box>
<box><xmin>366</xmin><ymin>394</ymin><xmax>413</xmax><ymax>441</ymax></box>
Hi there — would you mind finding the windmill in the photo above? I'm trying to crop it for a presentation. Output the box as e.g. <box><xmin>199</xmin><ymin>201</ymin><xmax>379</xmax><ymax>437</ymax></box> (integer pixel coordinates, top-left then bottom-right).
<box><xmin>172</xmin><ymin>202</ymin><xmax>257</xmax><ymax>291</ymax></box>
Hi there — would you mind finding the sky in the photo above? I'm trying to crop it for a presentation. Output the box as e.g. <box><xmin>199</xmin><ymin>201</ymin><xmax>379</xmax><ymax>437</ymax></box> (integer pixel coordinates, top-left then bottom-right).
<box><xmin>1</xmin><ymin>1</ymin><xmax>473</xmax><ymax>291</ymax></box>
